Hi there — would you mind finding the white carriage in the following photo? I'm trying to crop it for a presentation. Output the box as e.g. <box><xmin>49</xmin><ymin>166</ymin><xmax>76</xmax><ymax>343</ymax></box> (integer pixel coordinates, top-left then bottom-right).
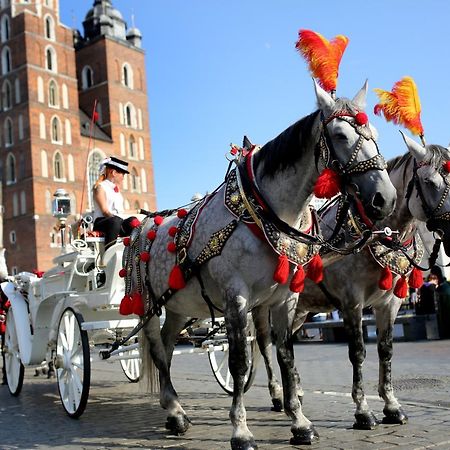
<box><xmin>1</xmin><ymin>189</ymin><xmax>258</xmax><ymax>418</ymax></box>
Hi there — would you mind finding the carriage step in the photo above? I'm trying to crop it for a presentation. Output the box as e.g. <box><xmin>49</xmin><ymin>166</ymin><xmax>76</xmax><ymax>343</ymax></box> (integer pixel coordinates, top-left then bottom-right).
<box><xmin>81</xmin><ymin>319</ymin><xmax>139</xmax><ymax>331</ymax></box>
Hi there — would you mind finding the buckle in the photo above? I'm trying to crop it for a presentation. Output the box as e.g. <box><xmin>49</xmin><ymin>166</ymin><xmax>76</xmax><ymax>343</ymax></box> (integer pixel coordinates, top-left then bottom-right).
<box><xmin>178</xmin><ymin>247</ymin><xmax>187</xmax><ymax>264</ymax></box>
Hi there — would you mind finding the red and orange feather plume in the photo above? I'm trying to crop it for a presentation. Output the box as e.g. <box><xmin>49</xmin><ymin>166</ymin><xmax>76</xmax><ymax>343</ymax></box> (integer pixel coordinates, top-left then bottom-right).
<box><xmin>295</xmin><ymin>29</ymin><xmax>349</xmax><ymax>93</ymax></box>
<box><xmin>374</xmin><ymin>76</ymin><xmax>424</xmax><ymax>137</ymax></box>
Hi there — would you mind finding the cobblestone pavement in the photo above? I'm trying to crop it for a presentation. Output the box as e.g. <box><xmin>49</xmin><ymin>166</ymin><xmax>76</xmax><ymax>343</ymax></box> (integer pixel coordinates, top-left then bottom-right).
<box><xmin>1</xmin><ymin>340</ymin><xmax>450</xmax><ymax>449</ymax></box>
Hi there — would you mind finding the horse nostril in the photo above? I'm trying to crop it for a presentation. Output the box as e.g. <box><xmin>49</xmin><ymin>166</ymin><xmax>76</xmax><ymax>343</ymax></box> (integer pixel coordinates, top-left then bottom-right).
<box><xmin>372</xmin><ymin>192</ymin><xmax>385</xmax><ymax>210</ymax></box>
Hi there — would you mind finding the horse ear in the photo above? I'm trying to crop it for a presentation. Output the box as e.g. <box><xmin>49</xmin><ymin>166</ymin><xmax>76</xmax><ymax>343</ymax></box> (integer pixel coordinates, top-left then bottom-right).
<box><xmin>313</xmin><ymin>78</ymin><xmax>334</xmax><ymax>114</ymax></box>
<box><xmin>400</xmin><ymin>130</ymin><xmax>427</xmax><ymax>161</ymax></box>
<box><xmin>352</xmin><ymin>80</ymin><xmax>368</xmax><ymax>110</ymax></box>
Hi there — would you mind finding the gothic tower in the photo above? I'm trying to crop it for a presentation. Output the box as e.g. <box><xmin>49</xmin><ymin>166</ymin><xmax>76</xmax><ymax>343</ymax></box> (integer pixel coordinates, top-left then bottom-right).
<box><xmin>0</xmin><ymin>0</ymin><xmax>156</xmax><ymax>272</ymax></box>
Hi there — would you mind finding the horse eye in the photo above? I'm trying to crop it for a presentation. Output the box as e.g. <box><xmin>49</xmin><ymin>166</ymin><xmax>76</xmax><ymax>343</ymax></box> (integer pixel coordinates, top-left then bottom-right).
<box><xmin>335</xmin><ymin>133</ymin><xmax>348</xmax><ymax>141</ymax></box>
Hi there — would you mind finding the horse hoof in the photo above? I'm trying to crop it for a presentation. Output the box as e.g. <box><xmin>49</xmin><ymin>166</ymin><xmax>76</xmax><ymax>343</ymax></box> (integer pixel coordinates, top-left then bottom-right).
<box><xmin>290</xmin><ymin>426</ymin><xmax>319</xmax><ymax>445</ymax></box>
<box><xmin>230</xmin><ymin>437</ymin><xmax>258</xmax><ymax>450</ymax></box>
<box><xmin>353</xmin><ymin>411</ymin><xmax>379</xmax><ymax>430</ymax></box>
<box><xmin>382</xmin><ymin>407</ymin><xmax>408</xmax><ymax>425</ymax></box>
<box><xmin>165</xmin><ymin>414</ymin><xmax>191</xmax><ymax>435</ymax></box>
<box><xmin>271</xmin><ymin>398</ymin><xmax>283</xmax><ymax>412</ymax></box>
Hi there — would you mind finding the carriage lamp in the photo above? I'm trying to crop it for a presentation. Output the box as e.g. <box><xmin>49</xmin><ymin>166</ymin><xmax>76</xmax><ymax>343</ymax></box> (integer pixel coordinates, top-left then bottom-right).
<box><xmin>52</xmin><ymin>189</ymin><xmax>71</xmax><ymax>250</ymax></box>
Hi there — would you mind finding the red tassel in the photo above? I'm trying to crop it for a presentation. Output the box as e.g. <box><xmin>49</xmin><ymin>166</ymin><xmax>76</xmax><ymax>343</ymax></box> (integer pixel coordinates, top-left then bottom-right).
<box><xmin>355</xmin><ymin>111</ymin><xmax>368</xmax><ymax>126</ymax></box>
<box><xmin>290</xmin><ymin>264</ymin><xmax>306</xmax><ymax>293</ymax></box>
<box><xmin>378</xmin><ymin>266</ymin><xmax>393</xmax><ymax>290</ymax></box>
<box><xmin>394</xmin><ymin>276</ymin><xmax>408</xmax><ymax>298</ymax></box>
<box><xmin>154</xmin><ymin>215</ymin><xmax>163</xmax><ymax>226</ymax></box>
<box><xmin>130</xmin><ymin>218</ymin><xmax>141</xmax><ymax>228</ymax></box>
<box><xmin>444</xmin><ymin>161</ymin><xmax>450</xmax><ymax>173</ymax></box>
<box><xmin>408</xmin><ymin>267</ymin><xmax>423</xmax><ymax>289</ymax></box>
<box><xmin>122</xmin><ymin>237</ymin><xmax>131</xmax><ymax>247</ymax></box>
<box><xmin>177</xmin><ymin>208</ymin><xmax>188</xmax><ymax>218</ymax></box>
<box><xmin>168</xmin><ymin>226</ymin><xmax>178</xmax><ymax>237</ymax></box>
<box><xmin>147</xmin><ymin>230</ymin><xmax>157</xmax><ymax>241</ymax></box>
<box><xmin>168</xmin><ymin>265</ymin><xmax>186</xmax><ymax>290</ymax></box>
<box><xmin>307</xmin><ymin>254</ymin><xmax>323</xmax><ymax>283</ymax></box>
<box><xmin>273</xmin><ymin>254</ymin><xmax>290</xmax><ymax>284</ymax></box>
<box><xmin>118</xmin><ymin>268</ymin><xmax>127</xmax><ymax>278</ymax></box>
<box><xmin>167</xmin><ymin>242</ymin><xmax>177</xmax><ymax>253</ymax></box>
<box><xmin>119</xmin><ymin>295</ymin><xmax>133</xmax><ymax>315</ymax></box>
<box><xmin>132</xmin><ymin>292</ymin><xmax>145</xmax><ymax>316</ymax></box>
<box><xmin>140</xmin><ymin>251</ymin><xmax>150</xmax><ymax>262</ymax></box>
<box><xmin>114</xmin><ymin>185</ymin><xmax>119</xmax><ymax>193</ymax></box>
<box><xmin>313</xmin><ymin>168</ymin><xmax>341</xmax><ymax>199</ymax></box>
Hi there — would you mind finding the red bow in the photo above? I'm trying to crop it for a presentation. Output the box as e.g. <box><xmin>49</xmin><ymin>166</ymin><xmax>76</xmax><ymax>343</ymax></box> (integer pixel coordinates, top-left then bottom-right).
<box><xmin>114</xmin><ymin>186</ymin><xmax>119</xmax><ymax>193</ymax></box>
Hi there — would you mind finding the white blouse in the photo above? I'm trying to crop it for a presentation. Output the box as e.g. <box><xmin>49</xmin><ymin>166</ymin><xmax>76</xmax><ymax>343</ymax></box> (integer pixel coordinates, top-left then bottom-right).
<box><xmin>93</xmin><ymin>179</ymin><xmax>124</xmax><ymax>220</ymax></box>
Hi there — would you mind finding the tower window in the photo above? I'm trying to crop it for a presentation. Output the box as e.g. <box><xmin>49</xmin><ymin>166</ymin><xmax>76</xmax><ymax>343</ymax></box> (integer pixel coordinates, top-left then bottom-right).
<box><xmin>44</xmin><ymin>15</ymin><xmax>55</xmax><ymax>40</ymax></box>
<box><xmin>48</xmin><ymin>80</ymin><xmax>58</xmax><ymax>106</ymax></box>
<box><xmin>51</xmin><ymin>116</ymin><xmax>61</xmax><ymax>142</ymax></box>
<box><xmin>6</xmin><ymin>152</ymin><xmax>16</xmax><ymax>184</ymax></box>
<box><xmin>4</xmin><ymin>117</ymin><xmax>13</xmax><ymax>146</ymax></box>
<box><xmin>81</xmin><ymin>66</ymin><xmax>93</xmax><ymax>89</ymax></box>
<box><xmin>2</xmin><ymin>80</ymin><xmax>11</xmax><ymax>110</ymax></box>
<box><xmin>53</xmin><ymin>151</ymin><xmax>64</xmax><ymax>180</ymax></box>
<box><xmin>0</xmin><ymin>14</ymin><xmax>10</xmax><ymax>42</ymax></box>
<box><xmin>45</xmin><ymin>46</ymin><xmax>57</xmax><ymax>72</ymax></box>
<box><xmin>1</xmin><ymin>46</ymin><xmax>11</xmax><ymax>74</ymax></box>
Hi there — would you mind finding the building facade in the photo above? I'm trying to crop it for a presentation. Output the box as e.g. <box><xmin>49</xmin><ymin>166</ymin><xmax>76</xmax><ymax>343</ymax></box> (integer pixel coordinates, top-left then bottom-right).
<box><xmin>0</xmin><ymin>0</ymin><xmax>156</xmax><ymax>272</ymax></box>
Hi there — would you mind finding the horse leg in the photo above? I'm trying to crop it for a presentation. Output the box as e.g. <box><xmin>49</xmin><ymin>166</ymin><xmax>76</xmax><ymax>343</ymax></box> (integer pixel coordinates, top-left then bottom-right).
<box><xmin>342</xmin><ymin>308</ymin><xmax>378</xmax><ymax>430</ymax></box>
<box><xmin>374</xmin><ymin>299</ymin><xmax>408</xmax><ymax>425</ymax></box>
<box><xmin>161</xmin><ymin>310</ymin><xmax>191</xmax><ymax>368</ymax></box>
<box><xmin>143</xmin><ymin>315</ymin><xmax>191</xmax><ymax>435</ymax></box>
<box><xmin>225</xmin><ymin>287</ymin><xmax>257</xmax><ymax>450</ymax></box>
<box><xmin>252</xmin><ymin>306</ymin><xmax>283</xmax><ymax>412</ymax></box>
<box><xmin>271</xmin><ymin>300</ymin><xmax>318</xmax><ymax>445</ymax></box>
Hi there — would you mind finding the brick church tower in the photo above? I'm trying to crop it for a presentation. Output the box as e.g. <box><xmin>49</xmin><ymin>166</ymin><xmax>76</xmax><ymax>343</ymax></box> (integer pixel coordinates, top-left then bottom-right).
<box><xmin>0</xmin><ymin>0</ymin><xmax>156</xmax><ymax>272</ymax></box>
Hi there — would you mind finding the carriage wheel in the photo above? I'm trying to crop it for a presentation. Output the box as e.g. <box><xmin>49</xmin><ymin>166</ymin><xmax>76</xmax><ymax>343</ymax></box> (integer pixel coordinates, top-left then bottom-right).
<box><xmin>55</xmin><ymin>308</ymin><xmax>90</xmax><ymax>418</ymax></box>
<box><xmin>119</xmin><ymin>344</ymin><xmax>141</xmax><ymax>383</ymax></box>
<box><xmin>4</xmin><ymin>309</ymin><xmax>25</xmax><ymax>396</ymax></box>
<box><xmin>208</xmin><ymin>333</ymin><xmax>259</xmax><ymax>395</ymax></box>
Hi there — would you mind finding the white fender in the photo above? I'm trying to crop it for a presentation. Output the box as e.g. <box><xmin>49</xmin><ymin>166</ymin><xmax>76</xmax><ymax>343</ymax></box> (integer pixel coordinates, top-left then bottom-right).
<box><xmin>1</xmin><ymin>281</ymin><xmax>33</xmax><ymax>365</ymax></box>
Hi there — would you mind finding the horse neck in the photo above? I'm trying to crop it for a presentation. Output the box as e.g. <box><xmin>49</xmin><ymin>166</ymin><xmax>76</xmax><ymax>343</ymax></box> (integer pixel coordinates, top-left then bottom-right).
<box><xmin>381</xmin><ymin>154</ymin><xmax>417</xmax><ymax>238</ymax></box>
<box><xmin>252</xmin><ymin>112</ymin><xmax>321</xmax><ymax>225</ymax></box>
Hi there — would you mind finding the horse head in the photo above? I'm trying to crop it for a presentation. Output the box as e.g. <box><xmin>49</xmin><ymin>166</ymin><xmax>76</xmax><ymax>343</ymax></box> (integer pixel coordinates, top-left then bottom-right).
<box><xmin>401</xmin><ymin>132</ymin><xmax>450</xmax><ymax>257</ymax></box>
<box><xmin>315</xmin><ymin>80</ymin><xmax>396</xmax><ymax>221</ymax></box>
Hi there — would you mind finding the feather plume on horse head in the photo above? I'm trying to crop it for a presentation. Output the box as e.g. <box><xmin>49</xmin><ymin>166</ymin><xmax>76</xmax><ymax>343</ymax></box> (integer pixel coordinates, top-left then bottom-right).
<box><xmin>295</xmin><ymin>29</ymin><xmax>349</xmax><ymax>95</ymax></box>
<box><xmin>374</xmin><ymin>76</ymin><xmax>425</xmax><ymax>145</ymax></box>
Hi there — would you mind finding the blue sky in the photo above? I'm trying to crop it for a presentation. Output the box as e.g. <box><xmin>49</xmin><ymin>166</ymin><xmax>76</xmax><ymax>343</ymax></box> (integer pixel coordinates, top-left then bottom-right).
<box><xmin>60</xmin><ymin>1</ymin><xmax>450</xmax><ymax>210</ymax></box>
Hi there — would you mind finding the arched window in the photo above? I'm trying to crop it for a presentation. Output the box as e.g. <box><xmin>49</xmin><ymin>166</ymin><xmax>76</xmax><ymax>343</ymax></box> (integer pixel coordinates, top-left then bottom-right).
<box><xmin>124</xmin><ymin>103</ymin><xmax>136</xmax><ymax>128</ymax></box>
<box><xmin>65</xmin><ymin>119</ymin><xmax>71</xmax><ymax>144</ymax></box>
<box><xmin>139</xmin><ymin>137</ymin><xmax>145</xmax><ymax>159</ymax></box>
<box><xmin>4</xmin><ymin>117</ymin><xmax>13</xmax><ymax>146</ymax></box>
<box><xmin>45</xmin><ymin>46</ymin><xmax>56</xmax><ymax>72</ymax></box>
<box><xmin>12</xmin><ymin>192</ymin><xmax>18</xmax><ymax>216</ymax></box>
<box><xmin>125</xmin><ymin>104</ymin><xmax>132</xmax><ymax>127</ymax></box>
<box><xmin>39</xmin><ymin>113</ymin><xmax>46</xmax><ymax>139</ymax></box>
<box><xmin>50</xmin><ymin>116</ymin><xmax>61</xmax><ymax>142</ymax></box>
<box><xmin>14</xmin><ymin>77</ymin><xmax>20</xmax><ymax>103</ymax></box>
<box><xmin>48</xmin><ymin>79</ymin><xmax>58</xmax><ymax>106</ymax></box>
<box><xmin>131</xmin><ymin>168</ymin><xmax>140</xmax><ymax>193</ymax></box>
<box><xmin>0</xmin><ymin>15</ymin><xmax>10</xmax><ymax>42</ymax></box>
<box><xmin>81</xmin><ymin>65</ymin><xmax>93</xmax><ymax>89</ymax></box>
<box><xmin>122</xmin><ymin>63</ymin><xmax>133</xmax><ymax>88</ymax></box>
<box><xmin>119</xmin><ymin>132</ymin><xmax>125</xmax><ymax>156</ymax></box>
<box><xmin>62</xmin><ymin>83</ymin><xmax>68</xmax><ymax>108</ymax></box>
<box><xmin>87</xmin><ymin>150</ymin><xmax>104</xmax><ymax>210</ymax></box>
<box><xmin>128</xmin><ymin>135</ymin><xmax>136</xmax><ymax>158</ymax></box>
<box><xmin>41</xmin><ymin>149</ymin><xmax>48</xmax><ymax>177</ymax></box>
<box><xmin>18</xmin><ymin>114</ymin><xmax>23</xmax><ymax>140</ymax></box>
<box><xmin>53</xmin><ymin>151</ymin><xmax>64</xmax><ymax>180</ymax></box>
<box><xmin>1</xmin><ymin>46</ymin><xmax>11</xmax><ymax>74</ymax></box>
<box><xmin>37</xmin><ymin>76</ymin><xmax>44</xmax><ymax>102</ymax></box>
<box><xmin>44</xmin><ymin>14</ymin><xmax>54</xmax><ymax>40</ymax></box>
<box><xmin>6</xmin><ymin>152</ymin><xmax>16</xmax><ymax>184</ymax></box>
<box><xmin>2</xmin><ymin>79</ymin><xmax>11</xmax><ymax>110</ymax></box>
<box><xmin>20</xmin><ymin>190</ymin><xmax>26</xmax><ymax>215</ymax></box>
<box><xmin>140</xmin><ymin>168</ymin><xmax>147</xmax><ymax>193</ymax></box>
<box><xmin>44</xmin><ymin>0</ymin><xmax>53</xmax><ymax>7</ymax></box>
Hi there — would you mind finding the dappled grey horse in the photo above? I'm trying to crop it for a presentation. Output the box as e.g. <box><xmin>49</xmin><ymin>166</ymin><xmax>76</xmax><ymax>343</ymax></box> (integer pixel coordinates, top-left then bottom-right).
<box><xmin>256</xmin><ymin>133</ymin><xmax>450</xmax><ymax>433</ymax></box>
<box><xmin>126</xmin><ymin>80</ymin><xmax>396</xmax><ymax>449</ymax></box>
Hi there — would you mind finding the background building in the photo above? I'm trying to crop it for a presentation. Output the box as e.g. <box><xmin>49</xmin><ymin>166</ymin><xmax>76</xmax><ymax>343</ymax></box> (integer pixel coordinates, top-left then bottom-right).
<box><xmin>0</xmin><ymin>0</ymin><xmax>156</xmax><ymax>272</ymax></box>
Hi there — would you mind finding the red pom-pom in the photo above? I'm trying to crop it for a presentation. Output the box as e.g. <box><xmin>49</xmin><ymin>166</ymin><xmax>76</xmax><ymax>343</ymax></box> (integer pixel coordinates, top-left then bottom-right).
<box><xmin>443</xmin><ymin>161</ymin><xmax>450</xmax><ymax>173</ymax></box>
<box><xmin>140</xmin><ymin>251</ymin><xmax>150</xmax><ymax>262</ymax></box>
<box><xmin>167</xmin><ymin>242</ymin><xmax>177</xmax><ymax>253</ymax></box>
<box><xmin>122</xmin><ymin>237</ymin><xmax>131</xmax><ymax>247</ymax></box>
<box><xmin>378</xmin><ymin>266</ymin><xmax>393</xmax><ymax>290</ymax></box>
<box><xmin>132</xmin><ymin>292</ymin><xmax>145</xmax><ymax>316</ymax></box>
<box><xmin>168</xmin><ymin>226</ymin><xmax>178</xmax><ymax>237</ymax></box>
<box><xmin>4</xmin><ymin>300</ymin><xmax>11</xmax><ymax>309</ymax></box>
<box><xmin>92</xmin><ymin>111</ymin><xmax>99</xmax><ymax>122</ymax></box>
<box><xmin>313</xmin><ymin>168</ymin><xmax>341</xmax><ymax>199</ymax></box>
<box><xmin>273</xmin><ymin>254</ymin><xmax>290</xmax><ymax>284</ymax></box>
<box><xmin>306</xmin><ymin>254</ymin><xmax>323</xmax><ymax>283</ymax></box>
<box><xmin>394</xmin><ymin>276</ymin><xmax>408</xmax><ymax>298</ymax></box>
<box><xmin>119</xmin><ymin>295</ymin><xmax>133</xmax><ymax>315</ymax></box>
<box><xmin>154</xmin><ymin>215</ymin><xmax>164</xmax><ymax>226</ymax></box>
<box><xmin>147</xmin><ymin>229</ymin><xmax>157</xmax><ymax>241</ymax></box>
<box><xmin>114</xmin><ymin>185</ymin><xmax>119</xmax><ymax>193</ymax></box>
<box><xmin>118</xmin><ymin>268</ymin><xmax>127</xmax><ymax>278</ymax></box>
<box><xmin>130</xmin><ymin>218</ymin><xmax>141</xmax><ymax>228</ymax></box>
<box><xmin>408</xmin><ymin>267</ymin><xmax>423</xmax><ymax>289</ymax></box>
<box><xmin>290</xmin><ymin>264</ymin><xmax>306</xmax><ymax>293</ymax></box>
<box><xmin>168</xmin><ymin>265</ymin><xmax>186</xmax><ymax>290</ymax></box>
<box><xmin>355</xmin><ymin>111</ymin><xmax>368</xmax><ymax>126</ymax></box>
<box><xmin>177</xmin><ymin>208</ymin><xmax>188</xmax><ymax>218</ymax></box>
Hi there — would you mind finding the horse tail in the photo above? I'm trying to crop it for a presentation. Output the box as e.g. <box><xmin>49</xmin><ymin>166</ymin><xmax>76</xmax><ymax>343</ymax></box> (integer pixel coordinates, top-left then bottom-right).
<box><xmin>139</xmin><ymin>322</ymin><xmax>160</xmax><ymax>393</ymax></box>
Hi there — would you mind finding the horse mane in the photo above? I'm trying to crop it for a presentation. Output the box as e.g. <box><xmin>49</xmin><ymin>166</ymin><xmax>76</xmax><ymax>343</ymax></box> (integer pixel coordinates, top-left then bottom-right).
<box><xmin>424</xmin><ymin>144</ymin><xmax>450</xmax><ymax>166</ymax></box>
<box><xmin>254</xmin><ymin>98</ymin><xmax>360</xmax><ymax>178</ymax></box>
